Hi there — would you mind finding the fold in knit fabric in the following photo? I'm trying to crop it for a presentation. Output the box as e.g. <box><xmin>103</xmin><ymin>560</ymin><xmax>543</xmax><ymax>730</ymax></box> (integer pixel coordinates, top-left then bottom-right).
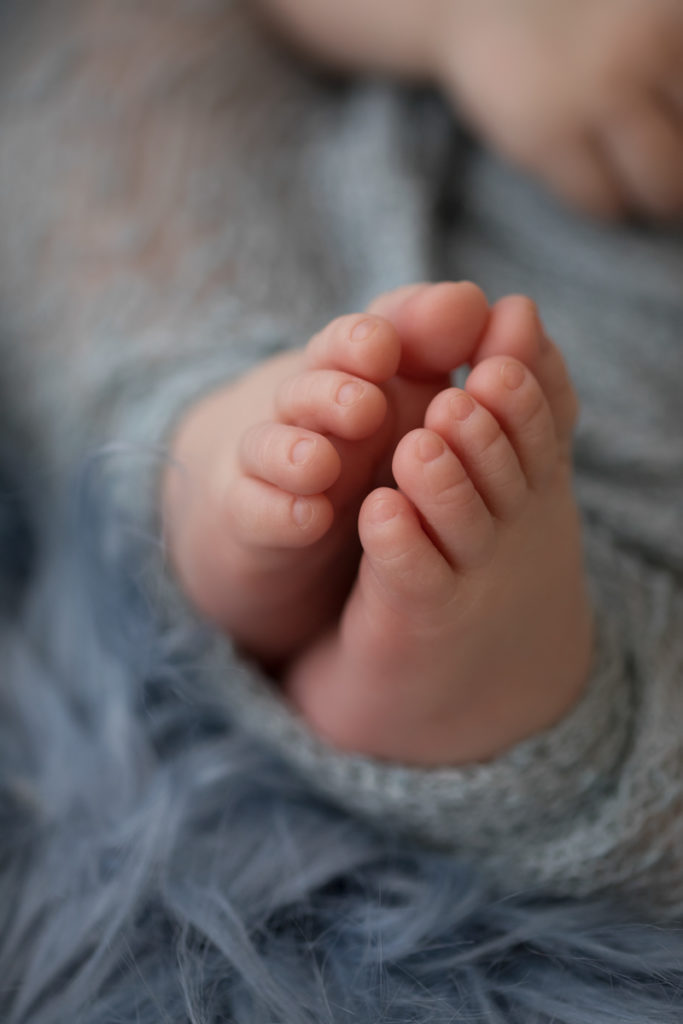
<box><xmin>2</xmin><ymin>486</ymin><xmax>683</xmax><ymax>1024</ymax></box>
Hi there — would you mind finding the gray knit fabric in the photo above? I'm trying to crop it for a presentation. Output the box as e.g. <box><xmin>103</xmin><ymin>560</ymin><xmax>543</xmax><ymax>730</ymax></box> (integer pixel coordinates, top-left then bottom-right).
<box><xmin>0</xmin><ymin>0</ymin><xmax>682</xmax><ymax>906</ymax></box>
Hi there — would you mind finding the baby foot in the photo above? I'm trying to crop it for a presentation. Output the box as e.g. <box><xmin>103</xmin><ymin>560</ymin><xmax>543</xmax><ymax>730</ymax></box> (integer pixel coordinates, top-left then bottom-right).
<box><xmin>163</xmin><ymin>282</ymin><xmax>489</xmax><ymax>667</ymax></box>
<box><xmin>285</xmin><ymin>302</ymin><xmax>593</xmax><ymax>765</ymax></box>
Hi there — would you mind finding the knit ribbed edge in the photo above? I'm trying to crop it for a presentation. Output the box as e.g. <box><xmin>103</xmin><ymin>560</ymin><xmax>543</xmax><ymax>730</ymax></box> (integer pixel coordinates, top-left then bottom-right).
<box><xmin>224</xmin><ymin>594</ymin><xmax>630</xmax><ymax>849</ymax></box>
<box><xmin>190</xmin><ymin>531</ymin><xmax>649</xmax><ymax>896</ymax></box>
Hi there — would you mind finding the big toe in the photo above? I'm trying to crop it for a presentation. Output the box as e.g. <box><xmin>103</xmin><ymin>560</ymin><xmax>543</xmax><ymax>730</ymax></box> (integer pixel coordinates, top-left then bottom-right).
<box><xmin>368</xmin><ymin>280</ymin><xmax>489</xmax><ymax>378</ymax></box>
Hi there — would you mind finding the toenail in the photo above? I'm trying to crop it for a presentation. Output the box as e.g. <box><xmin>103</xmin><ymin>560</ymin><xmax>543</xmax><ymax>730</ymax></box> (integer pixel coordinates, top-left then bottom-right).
<box><xmin>337</xmin><ymin>381</ymin><xmax>364</xmax><ymax>405</ymax></box>
<box><xmin>416</xmin><ymin>433</ymin><xmax>445</xmax><ymax>462</ymax></box>
<box><xmin>351</xmin><ymin>319</ymin><xmax>376</xmax><ymax>342</ymax></box>
<box><xmin>292</xmin><ymin>497</ymin><xmax>313</xmax><ymax>527</ymax></box>
<box><xmin>370</xmin><ymin>497</ymin><xmax>398</xmax><ymax>523</ymax></box>
<box><xmin>501</xmin><ymin>362</ymin><xmax>525</xmax><ymax>389</ymax></box>
<box><xmin>290</xmin><ymin>438</ymin><xmax>314</xmax><ymax>464</ymax></box>
<box><xmin>450</xmin><ymin>392</ymin><xmax>475</xmax><ymax>420</ymax></box>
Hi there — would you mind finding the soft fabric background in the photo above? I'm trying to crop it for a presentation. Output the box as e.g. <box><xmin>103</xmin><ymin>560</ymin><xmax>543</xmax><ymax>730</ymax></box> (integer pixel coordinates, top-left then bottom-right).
<box><xmin>2</xmin><ymin>458</ymin><xmax>683</xmax><ymax>1024</ymax></box>
<box><xmin>1</xmin><ymin>0</ymin><xmax>683</xmax><ymax>905</ymax></box>
<box><xmin>1</xmin><ymin>2</ymin><xmax>683</xmax><ymax>1018</ymax></box>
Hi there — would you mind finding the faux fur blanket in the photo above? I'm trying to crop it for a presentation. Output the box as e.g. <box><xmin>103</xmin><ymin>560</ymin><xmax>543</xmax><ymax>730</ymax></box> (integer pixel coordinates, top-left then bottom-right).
<box><xmin>2</xmin><ymin>462</ymin><xmax>683</xmax><ymax>1023</ymax></box>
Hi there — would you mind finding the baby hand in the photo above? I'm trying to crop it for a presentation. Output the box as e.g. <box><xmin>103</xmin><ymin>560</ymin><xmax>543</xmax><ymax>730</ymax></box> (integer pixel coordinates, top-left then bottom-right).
<box><xmin>436</xmin><ymin>0</ymin><xmax>683</xmax><ymax>219</ymax></box>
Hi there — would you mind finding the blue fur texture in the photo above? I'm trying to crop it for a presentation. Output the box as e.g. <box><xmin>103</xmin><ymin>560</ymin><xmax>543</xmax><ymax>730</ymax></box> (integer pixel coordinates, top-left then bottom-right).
<box><xmin>2</xmin><ymin>461</ymin><xmax>683</xmax><ymax>1023</ymax></box>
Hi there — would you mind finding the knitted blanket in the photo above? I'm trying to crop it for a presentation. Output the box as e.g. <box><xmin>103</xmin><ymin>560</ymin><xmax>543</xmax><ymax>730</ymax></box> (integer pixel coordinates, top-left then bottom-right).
<box><xmin>2</xmin><ymin>462</ymin><xmax>683</xmax><ymax>1024</ymax></box>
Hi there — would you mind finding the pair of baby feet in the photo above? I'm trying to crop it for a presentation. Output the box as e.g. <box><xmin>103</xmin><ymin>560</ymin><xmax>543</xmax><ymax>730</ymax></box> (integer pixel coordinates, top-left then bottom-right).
<box><xmin>164</xmin><ymin>283</ymin><xmax>593</xmax><ymax>765</ymax></box>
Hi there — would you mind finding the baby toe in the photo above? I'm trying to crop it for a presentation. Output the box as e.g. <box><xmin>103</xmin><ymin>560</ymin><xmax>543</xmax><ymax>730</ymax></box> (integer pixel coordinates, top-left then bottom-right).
<box><xmin>304</xmin><ymin>312</ymin><xmax>401</xmax><ymax>383</ymax></box>
<box><xmin>392</xmin><ymin>428</ymin><xmax>495</xmax><ymax>570</ymax></box>
<box><xmin>358</xmin><ymin>487</ymin><xmax>453</xmax><ymax>606</ymax></box>
<box><xmin>229</xmin><ymin>476</ymin><xmax>334</xmax><ymax>550</ymax></box>
<box><xmin>239</xmin><ymin>423</ymin><xmax>341</xmax><ymax>495</ymax></box>
<box><xmin>465</xmin><ymin>357</ymin><xmax>560</xmax><ymax>489</ymax></box>
<box><xmin>275</xmin><ymin>369</ymin><xmax>388</xmax><ymax>440</ymax></box>
<box><xmin>425</xmin><ymin>389</ymin><xmax>527</xmax><ymax>521</ymax></box>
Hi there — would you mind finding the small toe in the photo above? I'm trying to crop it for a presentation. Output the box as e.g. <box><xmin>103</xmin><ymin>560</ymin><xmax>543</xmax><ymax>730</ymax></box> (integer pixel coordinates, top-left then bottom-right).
<box><xmin>228</xmin><ymin>476</ymin><xmax>334</xmax><ymax>550</ymax></box>
<box><xmin>239</xmin><ymin>422</ymin><xmax>341</xmax><ymax>495</ymax></box>
<box><xmin>275</xmin><ymin>369</ymin><xmax>388</xmax><ymax>439</ymax></box>
<box><xmin>392</xmin><ymin>429</ymin><xmax>496</xmax><ymax>570</ymax></box>
<box><xmin>466</xmin><ymin>358</ymin><xmax>559</xmax><ymax>489</ymax></box>
<box><xmin>425</xmin><ymin>389</ymin><xmax>527</xmax><ymax>521</ymax></box>
<box><xmin>358</xmin><ymin>487</ymin><xmax>453</xmax><ymax>605</ymax></box>
<box><xmin>305</xmin><ymin>313</ymin><xmax>401</xmax><ymax>383</ymax></box>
